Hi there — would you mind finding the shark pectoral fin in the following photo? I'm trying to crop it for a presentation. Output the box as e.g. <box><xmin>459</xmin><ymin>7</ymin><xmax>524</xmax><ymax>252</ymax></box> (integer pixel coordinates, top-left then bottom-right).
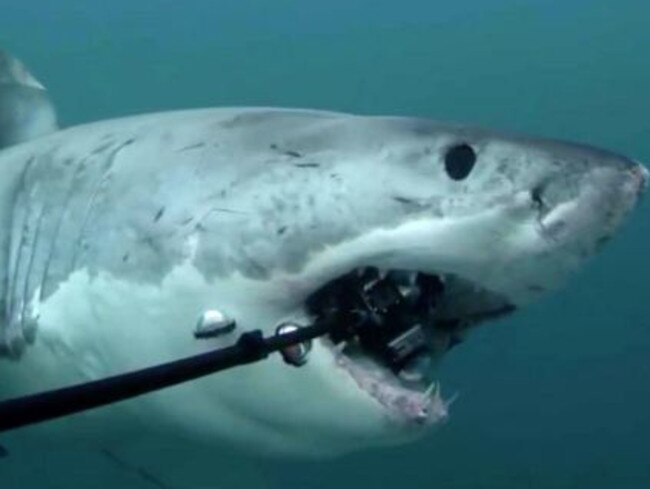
<box><xmin>0</xmin><ymin>49</ymin><xmax>58</xmax><ymax>149</ymax></box>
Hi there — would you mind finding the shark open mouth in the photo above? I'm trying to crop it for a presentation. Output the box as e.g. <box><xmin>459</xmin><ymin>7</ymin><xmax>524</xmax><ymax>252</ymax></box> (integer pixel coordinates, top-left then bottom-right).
<box><xmin>304</xmin><ymin>267</ymin><xmax>515</xmax><ymax>425</ymax></box>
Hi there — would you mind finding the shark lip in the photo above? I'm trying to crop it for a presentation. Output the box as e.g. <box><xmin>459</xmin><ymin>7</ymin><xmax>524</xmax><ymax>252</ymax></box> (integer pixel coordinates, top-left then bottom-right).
<box><xmin>305</xmin><ymin>267</ymin><xmax>515</xmax><ymax>425</ymax></box>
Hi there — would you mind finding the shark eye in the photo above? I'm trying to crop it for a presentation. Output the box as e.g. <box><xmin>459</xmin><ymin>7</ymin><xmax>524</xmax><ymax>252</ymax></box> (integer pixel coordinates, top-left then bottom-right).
<box><xmin>444</xmin><ymin>143</ymin><xmax>476</xmax><ymax>181</ymax></box>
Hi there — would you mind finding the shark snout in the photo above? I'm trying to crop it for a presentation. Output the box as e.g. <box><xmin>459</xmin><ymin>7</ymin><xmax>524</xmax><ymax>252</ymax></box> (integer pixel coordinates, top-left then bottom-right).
<box><xmin>610</xmin><ymin>159</ymin><xmax>648</xmax><ymax>215</ymax></box>
<box><xmin>629</xmin><ymin>161</ymin><xmax>648</xmax><ymax>198</ymax></box>
<box><xmin>533</xmin><ymin>155</ymin><xmax>645</xmax><ymax>251</ymax></box>
<box><xmin>592</xmin><ymin>159</ymin><xmax>647</xmax><ymax>244</ymax></box>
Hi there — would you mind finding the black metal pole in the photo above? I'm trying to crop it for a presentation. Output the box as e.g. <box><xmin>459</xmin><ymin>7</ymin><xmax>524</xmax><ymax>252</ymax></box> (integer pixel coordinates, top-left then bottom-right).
<box><xmin>0</xmin><ymin>320</ymin><xmax>332</xmax><ymax>434</ymax></box>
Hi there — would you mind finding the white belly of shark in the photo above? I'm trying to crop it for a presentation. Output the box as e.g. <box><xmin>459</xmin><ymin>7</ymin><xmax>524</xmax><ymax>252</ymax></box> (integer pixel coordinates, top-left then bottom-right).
<box><xmin>0</xmin><ymin>50</ymin><xmax>646</xmax><ymax>470</ymax></box>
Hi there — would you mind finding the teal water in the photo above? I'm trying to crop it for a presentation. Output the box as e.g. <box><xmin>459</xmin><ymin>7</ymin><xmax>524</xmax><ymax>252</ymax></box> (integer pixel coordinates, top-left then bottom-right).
<box><xmin>2</xmin><ymin>0</ymin><xmax>650</xmax><ymax>487</ymax></box>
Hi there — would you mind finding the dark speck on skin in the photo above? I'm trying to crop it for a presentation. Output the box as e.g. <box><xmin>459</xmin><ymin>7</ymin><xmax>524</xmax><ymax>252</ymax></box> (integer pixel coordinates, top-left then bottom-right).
<box><xmin>392</xmin><ymin>195</ymin><xmax>428</xmax><ymax>210</ymax></box>
<box><xmin>122</xmin><ymin>253</ymin><xmax>130</xmax><ymax>263</ymax></box>
<box><xmin>270</xmin><ymin>143</ymin><xmax>302</xmax><ymax>158</ymax></box>
<box><xmin>393</xmin><ymin>196</ymin><xmax>417</xmax><ymax>205</ymax></box>
<box><xmin>177</xmin><ymin>142</ymin><xmax>206</xmax><ymax>152</ymax></box>
<box><xmin>154</xmin><ymin>207</ymin><xmax>165</xmax><ymax>222</ymax></box>
<box><xmin>277</xmin><ymin>226</ymin><xmax>288</xmax><ymax>235</ymax></box>
<box><xmin>294</xmin><ymin>163</ymin><xmax>320</xmax><ymax>168</ymax></box>
<box><xmin>204</xmin><ymin>207</ymin><xmax>248</xmax><ymax>216</ymax></box>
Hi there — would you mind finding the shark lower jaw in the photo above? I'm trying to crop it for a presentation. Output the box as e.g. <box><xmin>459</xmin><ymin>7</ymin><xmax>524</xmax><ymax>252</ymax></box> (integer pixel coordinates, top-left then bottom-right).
<box><xmin>301</xmin><ymin>266</ymin><xmax>515</xmax><ymax>427</ymax></box>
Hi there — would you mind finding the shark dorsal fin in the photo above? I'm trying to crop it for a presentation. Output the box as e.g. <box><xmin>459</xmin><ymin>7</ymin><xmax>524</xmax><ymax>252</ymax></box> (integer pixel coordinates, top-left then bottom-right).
<box><xmin>0</xmin><ymin>49</ymin><xmax>58</xmax><ymax>149</ymax></box>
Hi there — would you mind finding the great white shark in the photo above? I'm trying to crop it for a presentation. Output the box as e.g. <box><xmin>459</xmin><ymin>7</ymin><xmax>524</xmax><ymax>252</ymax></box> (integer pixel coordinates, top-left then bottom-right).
<box><xmin>0</xmin><ymin>49</ymin><xmax>646</xmax><ymax>482</ymax></box>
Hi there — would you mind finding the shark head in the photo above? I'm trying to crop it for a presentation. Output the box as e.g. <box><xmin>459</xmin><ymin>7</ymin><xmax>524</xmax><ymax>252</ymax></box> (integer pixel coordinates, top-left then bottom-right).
<box><xmin>8</xmin><ymin>110</ymin><xmax>646</xmax><ymax>459</ymax></box>
<box><xmin>0</xmin><ymin>46</ymin><xmax>644</xmax><ymax>474</ymax></box>
<box><xmin>148</xmin><ymin>114</ymin><xmax>645</xmax><ymax>456</ymax></box>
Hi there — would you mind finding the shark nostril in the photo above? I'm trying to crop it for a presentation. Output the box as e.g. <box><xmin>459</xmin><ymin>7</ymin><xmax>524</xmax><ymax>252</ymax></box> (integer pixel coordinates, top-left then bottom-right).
<box><xmin>530</xmin><ymin>184</ymin><xmax>545</xmax><ymax>210</ymax></box>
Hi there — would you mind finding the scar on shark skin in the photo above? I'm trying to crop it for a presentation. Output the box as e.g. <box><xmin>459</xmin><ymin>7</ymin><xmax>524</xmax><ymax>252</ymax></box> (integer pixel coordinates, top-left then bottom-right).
<box><xmin>176</xmin><ymin>142</ymin><xmax>206</xmax><ymax>152</ymax></box>
<box><xmin>154</xmin><ymin>207</ymin><xmax>165</xmax><ymax>222</ymax></box>
<box><xmin>294</xmin><ymin>162</ymin><xmax>320</xmax><ymax>168</ymax></box>
<box><xmin>270</xmin><ymin>143</ymin><xmax>303</xmax><ymax>158</ymax></box>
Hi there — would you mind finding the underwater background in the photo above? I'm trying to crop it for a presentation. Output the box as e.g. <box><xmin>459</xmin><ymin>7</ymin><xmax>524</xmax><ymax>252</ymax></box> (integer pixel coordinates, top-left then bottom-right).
<box><xmin>1</xmin><ymin>0</ymin><xmax>649</xmax><ymax>487</ymax></box>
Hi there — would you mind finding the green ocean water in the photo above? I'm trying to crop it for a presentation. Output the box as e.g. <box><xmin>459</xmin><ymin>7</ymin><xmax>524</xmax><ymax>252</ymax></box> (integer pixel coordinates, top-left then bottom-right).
<box><xmin>1</xmin><ymin>0</ymin><xmax>650</xmax><ymax>487</ymax></box>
